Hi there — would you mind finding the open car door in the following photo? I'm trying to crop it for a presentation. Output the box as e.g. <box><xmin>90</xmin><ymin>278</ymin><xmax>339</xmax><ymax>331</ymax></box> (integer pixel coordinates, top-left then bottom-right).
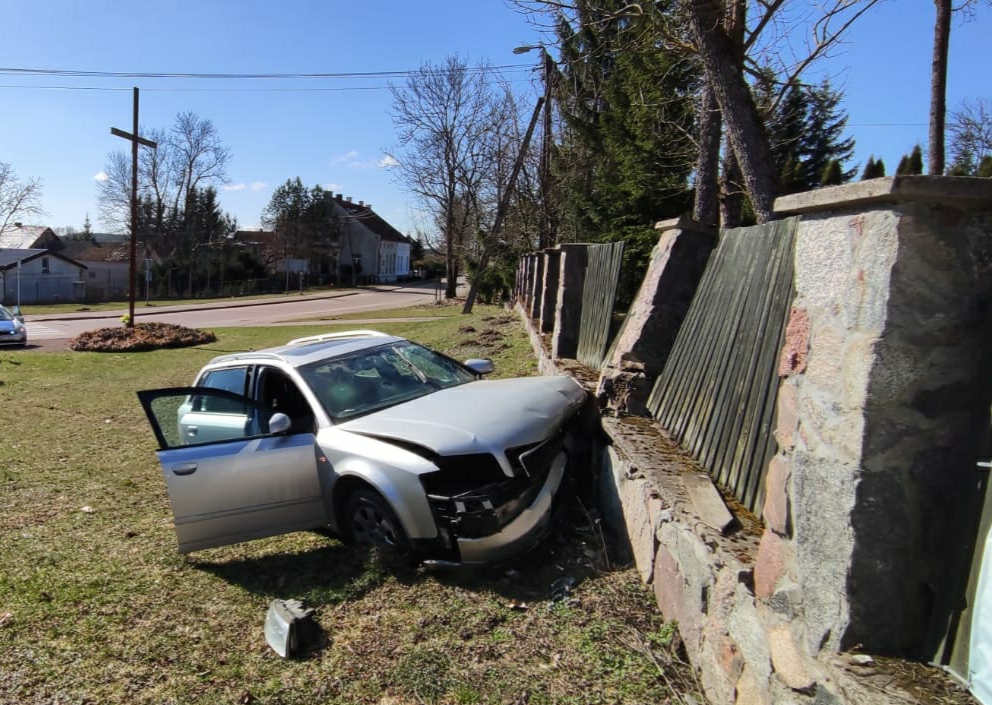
<box><xmin>137</xmin><ymin>387</ymin><xmax>329</xmax><ymax>554</ymax></box>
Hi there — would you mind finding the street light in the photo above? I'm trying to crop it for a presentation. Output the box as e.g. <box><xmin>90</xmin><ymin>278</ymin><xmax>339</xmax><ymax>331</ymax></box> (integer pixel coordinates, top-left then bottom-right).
<box><xmin>513</xmin><ymin>44</ymin><xmax>555</xmax><ymax>250</ymax></box>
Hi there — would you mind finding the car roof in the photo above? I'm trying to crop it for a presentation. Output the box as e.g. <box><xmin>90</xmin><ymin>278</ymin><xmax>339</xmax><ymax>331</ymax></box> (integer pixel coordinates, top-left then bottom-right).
<box><xmin>204</xmin><ymin>330</ymin><xmax>407</xmax><ymax>369</ymax></box>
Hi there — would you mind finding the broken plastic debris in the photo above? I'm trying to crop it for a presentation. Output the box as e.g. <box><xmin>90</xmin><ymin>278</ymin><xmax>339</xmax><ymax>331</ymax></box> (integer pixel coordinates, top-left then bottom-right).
<box><xmin>264</xmin><ymin>599</ymin><xmax>319</xmax><ymax>658</ymax></box>
<box><xmin>850</xmin><ymin>654</ymin><xmax>874</xmax><ymax>666</ymax></box>
<box><xmin>80</xmin><ymin>506</ymin><xmax>94</xmax><ymax>514</ymax></box>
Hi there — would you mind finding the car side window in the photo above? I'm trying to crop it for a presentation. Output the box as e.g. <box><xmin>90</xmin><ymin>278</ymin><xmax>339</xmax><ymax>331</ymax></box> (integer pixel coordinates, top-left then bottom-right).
<box><xmin>256</xmin><ymin>368</ymin><xmax>315</xmax><ymax>434</ymax></box>
<box><xmin>197</xmin><ymin>367</ymin><xmax>251</xmax><ymax>413</ymax></box>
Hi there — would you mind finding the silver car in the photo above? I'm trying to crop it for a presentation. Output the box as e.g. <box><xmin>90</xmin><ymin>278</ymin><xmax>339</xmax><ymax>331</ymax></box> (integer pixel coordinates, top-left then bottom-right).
<box><xmin>138</xmin><ymin>330</ymin><xmax>588</xmax><ymax>565</ymax></box>
<box><xmin>0</xmin><ymin>305</ymin><xmax>27</xmax><ymax>346</ymax></box>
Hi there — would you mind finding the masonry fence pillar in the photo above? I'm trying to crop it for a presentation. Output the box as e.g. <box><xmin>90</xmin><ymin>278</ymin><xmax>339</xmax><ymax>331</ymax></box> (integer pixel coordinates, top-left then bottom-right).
<box><xmin>539</xmin><ymin>249</ymin><xmax>561</xmax><ymax>334</ymax></box>
<box><xmin>551</xmin><ymin>243</ymin><xmax>590</xmax><ymax>360</ymax></box>
<box><xmin>596</xmin><ymin>217</ymin><xmax>717</xmax><ymax>415</ymax></box>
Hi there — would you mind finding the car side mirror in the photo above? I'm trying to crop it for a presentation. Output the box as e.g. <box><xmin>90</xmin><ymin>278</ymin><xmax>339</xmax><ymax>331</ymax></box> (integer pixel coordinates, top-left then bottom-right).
<box><xmin>11</xmin><ymin>306</ymin><xmax>23</xmax><ymax>323</ymax></box>
<box><xmin>464</xmin><ymin>358</ymin><xmax>495</xmax><ymax>375</ymax></box>
<box><xmin>268</xmin><ymin>412</ymin><xmax>292</xmax><ymax>435</ymax></box>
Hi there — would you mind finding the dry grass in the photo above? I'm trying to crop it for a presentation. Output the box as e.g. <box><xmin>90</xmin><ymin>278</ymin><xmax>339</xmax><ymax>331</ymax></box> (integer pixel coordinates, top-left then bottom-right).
<box><xmin>0</xmin><ymin>306</ymin><xmax>698</xmax><ymax>705</ymax></box>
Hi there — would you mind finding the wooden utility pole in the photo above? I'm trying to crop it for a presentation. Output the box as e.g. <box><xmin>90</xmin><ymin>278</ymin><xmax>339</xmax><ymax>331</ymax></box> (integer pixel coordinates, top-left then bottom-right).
<box><xmin>111</xmin><ymin>87</ymin><xmax>157</xmax><ymax>328</ymax></box>
<box><xmin>462</xmin><ymin>96</ymin><xmax>545</xmax><ymax>314</ymax></box>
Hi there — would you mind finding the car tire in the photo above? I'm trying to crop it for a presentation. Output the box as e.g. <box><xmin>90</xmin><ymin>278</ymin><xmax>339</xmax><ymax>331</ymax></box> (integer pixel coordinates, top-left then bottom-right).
<box><xmin>345</xmin><ymin>489</ymin><xmax>409</xmax><ymax>551</ymax></box>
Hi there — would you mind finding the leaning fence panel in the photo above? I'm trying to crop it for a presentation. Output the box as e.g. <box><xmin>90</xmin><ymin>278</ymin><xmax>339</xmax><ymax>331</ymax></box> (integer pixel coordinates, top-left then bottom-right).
<box><xmin>646</xmin><ymin>218</ymin><xmax>798</xmax><ymax>516</ymax></box>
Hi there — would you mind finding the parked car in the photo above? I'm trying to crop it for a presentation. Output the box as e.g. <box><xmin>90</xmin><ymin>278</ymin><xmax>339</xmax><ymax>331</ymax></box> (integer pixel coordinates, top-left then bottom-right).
<box><xmin>137</xmin><ymin>330</ymin><xmax>589</xmax><ymax>565</ymax></box>
<box><xmin>0</xmin><ymin>305</ymin><xmax>27</xmax><ymax>346</ymax></box>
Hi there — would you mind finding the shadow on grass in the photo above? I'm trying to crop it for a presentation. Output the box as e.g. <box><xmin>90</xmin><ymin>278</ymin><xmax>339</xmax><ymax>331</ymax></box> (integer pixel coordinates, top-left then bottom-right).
<box><xmin>192</xmin><ymin>540</ymin><xmax>424</xmax><ymax>606</ymax></box>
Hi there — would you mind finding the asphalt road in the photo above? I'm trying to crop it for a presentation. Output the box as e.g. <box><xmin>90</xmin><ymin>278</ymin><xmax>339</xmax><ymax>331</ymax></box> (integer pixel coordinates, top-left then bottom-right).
<box><xmin>22</xmin><ymin>282</ymin><xmax>454</xmax><ymax>342</ymax></box>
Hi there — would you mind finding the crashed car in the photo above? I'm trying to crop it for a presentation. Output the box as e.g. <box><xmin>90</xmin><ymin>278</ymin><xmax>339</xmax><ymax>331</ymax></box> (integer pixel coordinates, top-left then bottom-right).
<box><xmin>137</xmin><ymin>330</ymin><xmax>588</xmax><ymax>565</ymax></box>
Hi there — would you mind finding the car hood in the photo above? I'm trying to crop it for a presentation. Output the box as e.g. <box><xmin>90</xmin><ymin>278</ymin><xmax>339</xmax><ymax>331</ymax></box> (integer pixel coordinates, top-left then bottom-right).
<box><xmin>340</xmin><ymin>375</ymin><xmax>587</xmax><ymax>456</ymax></box>
<box><xmin>0</xmin><ymin>320</ymin><xmax>20</xmax><ymax>332</ymax></box>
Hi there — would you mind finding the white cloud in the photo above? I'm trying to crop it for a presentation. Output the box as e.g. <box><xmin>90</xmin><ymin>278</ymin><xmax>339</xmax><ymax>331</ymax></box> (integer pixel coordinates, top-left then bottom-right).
<box><xmin>330</xmin><ymin>150</ymin><xmax>361</xmax><ymax>167</ymax></box>
<box><xmin>378</xmin><ymin>155</ymin><xmax>399</xmax><ymax>168</ymax></box>
<box><xmin>250</xmin><ymin>182</ymin><xmax>267</xmax><ymax>192</ymax></box>
<box><xmin>93</xmin><ymin>171</ymin><xmax>109</xmax><ymax>182</ymax></box>
<box><xmin>324</xmin><ymin>183</ymin><xmax>343</xmax><ymax>192</ymax></box>
<box><xmin>222</xmin><ymin>183</ymin><xmax>246</xmax><ymax>191</ymax></box>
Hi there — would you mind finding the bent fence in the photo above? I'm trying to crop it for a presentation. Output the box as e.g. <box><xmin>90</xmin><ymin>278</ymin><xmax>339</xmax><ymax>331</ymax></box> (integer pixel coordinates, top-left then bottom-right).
<box><xmin>646</xmin><ymin>218</ymin><xmax>798</xmax><ymax>515</ymax></box>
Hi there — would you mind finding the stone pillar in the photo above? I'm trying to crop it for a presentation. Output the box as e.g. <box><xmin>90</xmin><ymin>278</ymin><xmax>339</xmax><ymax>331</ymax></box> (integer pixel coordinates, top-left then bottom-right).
<box><xmin>540</xmin><ymin>249</ymin><xmax>561</xmax><ymax>333</ymax></box>
<box><xmin>529</xmin><ymin>253</ymin><xmax>545</xmax><ymax>320</ymax></box>
<box><xmin>765</xmin><ymin>176</ymin><xmax>992</xmax><ymax>657</ymax></box>
<box><xmin>521</xmin><ymin>255</ymin><xmax>535</xmax><ymax>314</ymax></box>
<box><xmin>551</xmin><ymin>243</ymin><xmax>590</xmax><ymax>360</ymax></box>
<box><xmin>596</xmin><ymin>217</ymin><xmax>717</xmax><ymax>415</ymax></box>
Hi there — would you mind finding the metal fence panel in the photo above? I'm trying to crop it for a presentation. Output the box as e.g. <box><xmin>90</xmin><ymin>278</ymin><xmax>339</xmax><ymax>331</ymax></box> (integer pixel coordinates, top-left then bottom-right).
<box><xmin>646</xmin><ymin>218</ymin><xmax>798</xmax><ymax>515</ymax></box>
<box><xmin>576</xmin><ymin>241</ymin><xmax>625</xmax><ymax>369</ymax></box>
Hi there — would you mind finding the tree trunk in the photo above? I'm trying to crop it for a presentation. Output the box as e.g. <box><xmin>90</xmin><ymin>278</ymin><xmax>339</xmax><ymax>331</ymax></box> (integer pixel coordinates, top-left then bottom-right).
<box><xmin>929</xmin><ymin>0</ymin><xmax>952</xmax><ymax>175</ymax></box>
<box><xmin>693</xmin><ymin>84</ymin><xmax>722</xmax><ymax>229</ymax></box>
<box><xmin>686</xmin><ymin>0</ymin><xmax>778</xmax><ymax>223</ymax></box>
<box><xmin>721</xmin><ymin>139</ymin><xmax>745</xmax><ymax>228</ymax></box>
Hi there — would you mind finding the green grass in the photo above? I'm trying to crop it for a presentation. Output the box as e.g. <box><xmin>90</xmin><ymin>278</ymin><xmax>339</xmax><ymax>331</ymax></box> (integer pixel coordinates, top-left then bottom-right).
<box><xmin>0</xmin><ymin>306</ymin><xmax>696</xmax><ymax>705</ymax></box>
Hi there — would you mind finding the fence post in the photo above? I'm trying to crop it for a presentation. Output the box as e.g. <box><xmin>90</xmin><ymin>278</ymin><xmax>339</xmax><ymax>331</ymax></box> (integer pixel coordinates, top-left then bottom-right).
<box><xmin>551</xmin><ymin>244</ymin><xmax>589</xmax><ymax>360</ymax></box>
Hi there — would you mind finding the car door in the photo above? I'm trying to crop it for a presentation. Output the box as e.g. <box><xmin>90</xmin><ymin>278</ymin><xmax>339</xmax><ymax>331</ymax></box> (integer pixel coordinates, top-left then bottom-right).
<box><xmin>137</xmin><ymin>386</ymin><xmax>329</xmax><ymax>554</ymax></box>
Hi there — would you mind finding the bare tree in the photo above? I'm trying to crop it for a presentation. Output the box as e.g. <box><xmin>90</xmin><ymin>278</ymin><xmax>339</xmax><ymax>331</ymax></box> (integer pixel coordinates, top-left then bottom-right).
<box><xmin>96</xmin><ymin>112</ymin><xmax>230</xmax><ymax>248</ymax></box>
<box><xmin>948</xmin><ymin>97</ymin><xmax>992</xmax><ymax>174</ymax></box>
<box><xmin>390</xmin><ymin>57</ymin><xmax>522</xmax><ymax>298</ymax></box>
<box><xmin>0</xmin><ymin>162</ymin><xmax>44</xmax><ymax>235</ymax></box>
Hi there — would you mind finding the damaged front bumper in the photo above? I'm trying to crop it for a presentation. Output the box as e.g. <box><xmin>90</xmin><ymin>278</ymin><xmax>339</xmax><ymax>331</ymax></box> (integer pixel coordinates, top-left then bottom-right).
<box><xmin>417</xmin><ymin>436</ymin><xmax>570</xmax><ymax>565</ymax></box>
<box><xmin>454</xmin><ymin>450</ymin><xmax>566</xmax><ymax>564</ymax></box>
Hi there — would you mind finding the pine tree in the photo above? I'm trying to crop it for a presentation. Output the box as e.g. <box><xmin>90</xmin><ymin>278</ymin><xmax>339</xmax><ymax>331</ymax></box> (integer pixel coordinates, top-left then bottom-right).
<box><xmin>897</xmin><ymin>145</ymin><xmax>924</xmax><ymax>175</ymax></box>
<box><xmin>861</xmin><ymin>157</ymin><xmax>876</xmax><ymax>180</ymax></box>
<box><xmin>801</xmin><ymin>81</ymin><xmax>856</xmax><ymax>185</ymax></box>
<box><xmin>82</xmin><ymin>213</ymin><xmax>93</xmax><ymax>237</ymax></box>
<box><xmin>821</xmin><ymin>159</ymin><xmax>843</xmax><ymax>186</ymax></box>
<box><xmin>861</xmin><ymin>156</ymin><xmax>886</xmax><ymax>180</ymax></box>
<box><xmin>978</xmin><ymin>156</ymin><xmax>992</xmax><ymax>178</ymax></box>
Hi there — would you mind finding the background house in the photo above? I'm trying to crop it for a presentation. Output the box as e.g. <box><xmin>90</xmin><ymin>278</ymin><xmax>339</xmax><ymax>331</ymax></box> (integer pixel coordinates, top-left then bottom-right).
<box><xmin>60</xmin><ymin>234</ymin><xmax>133</xmax><ymax>301</ymax></box>
<box><xmin>0</xmin><ymin>249</ymin><xmax>87</xmax><ymax>305</ymax></box>
<box><xmin>0</xmin><ymin>223</ymin><xmax>63</xmax><ymax>251</ymax></box>
<box><xmin>329</xmin><ymin>194</ymin><xmax>411</xmax><ymax>284</ymax></box>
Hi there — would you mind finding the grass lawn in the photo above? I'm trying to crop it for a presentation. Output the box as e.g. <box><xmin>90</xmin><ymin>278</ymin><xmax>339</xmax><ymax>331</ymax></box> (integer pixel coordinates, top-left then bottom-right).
<box><xmin>0</xmin><ymin>306</ymin><xmax>697</xmax><ymax>705</ymax></box>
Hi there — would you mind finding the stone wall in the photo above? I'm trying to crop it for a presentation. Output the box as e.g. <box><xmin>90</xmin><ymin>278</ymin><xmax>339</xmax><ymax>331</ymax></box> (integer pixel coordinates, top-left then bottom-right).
<box><xmin>518</xmin><ymin>176</ymin><xmax>992</xmax><ymax>704</ymax></box>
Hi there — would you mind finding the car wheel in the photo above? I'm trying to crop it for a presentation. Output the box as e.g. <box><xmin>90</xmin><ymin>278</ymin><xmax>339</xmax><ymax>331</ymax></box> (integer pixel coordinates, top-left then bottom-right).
<box><xmin>345</xmin><ymin>489</ymin><xmax>408</xmax><ymax>550</ymax></box>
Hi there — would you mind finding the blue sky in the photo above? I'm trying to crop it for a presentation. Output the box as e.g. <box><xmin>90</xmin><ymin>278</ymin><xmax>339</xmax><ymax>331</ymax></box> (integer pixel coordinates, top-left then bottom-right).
<box><xmin>0</xmin><ymin>1</ymin><xmax>987</xmax><ymax>236</ymax></box>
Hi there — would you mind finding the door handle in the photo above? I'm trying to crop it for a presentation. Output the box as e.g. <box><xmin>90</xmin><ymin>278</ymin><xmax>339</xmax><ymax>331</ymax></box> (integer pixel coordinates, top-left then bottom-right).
<box><xmin>185</xmin><ymin>425</ymin><xmax>199</xmax><ymax>437</ymax></box>
<box><xmin>171</xmin><ymin>462</ymin><xmax>198</xmax><ymax>476</ymax></box>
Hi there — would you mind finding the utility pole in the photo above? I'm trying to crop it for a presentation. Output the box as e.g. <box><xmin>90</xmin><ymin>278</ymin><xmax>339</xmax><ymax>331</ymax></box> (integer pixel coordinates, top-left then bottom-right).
<box><xmin>463</xmin><ymin>96</ymin><xmax>545</xmax><ymax>314</ymax></box>
<box><xmin>514</xmin><ymin>44</ymin><xmax>556</xmax><ymax>250</ymax></box>
<box><xmin>111</xmin><ymin>87</ymin><xmax>157</xmax><ymax>328</ymax></box>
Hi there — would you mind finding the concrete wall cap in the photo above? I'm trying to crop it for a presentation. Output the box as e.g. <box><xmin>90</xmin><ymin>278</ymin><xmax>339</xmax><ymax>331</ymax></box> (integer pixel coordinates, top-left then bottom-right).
<box><xmin>774</xmin><ymin>175</ymin><xmax>992</xmax><ymax>215</ymax></box>
<box><xmin>654</xmin><ymin>215</ymin><xmax>717</xmax><ymax>234</ymax></box>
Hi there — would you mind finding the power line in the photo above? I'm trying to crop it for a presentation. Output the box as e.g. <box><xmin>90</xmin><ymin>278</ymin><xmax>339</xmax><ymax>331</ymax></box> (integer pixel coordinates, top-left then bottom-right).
<box><xmin>0</xmin><ymin>64</ymin><xmax>531</xmax><ymax>80</ymax></box>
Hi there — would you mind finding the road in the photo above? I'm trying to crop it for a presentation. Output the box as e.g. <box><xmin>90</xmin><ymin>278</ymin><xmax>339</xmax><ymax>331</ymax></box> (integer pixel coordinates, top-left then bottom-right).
<box><xmin>23</xmin><ymin>282</ymin><xmax>453</xmax><ymax>342</ymax></box>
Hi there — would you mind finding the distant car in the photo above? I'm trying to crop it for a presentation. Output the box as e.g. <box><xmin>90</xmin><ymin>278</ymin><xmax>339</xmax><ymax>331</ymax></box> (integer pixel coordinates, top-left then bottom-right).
<box><xmin>0</xmin><ymin>305</ymin><xmax>27</xmax><ymax>346</ymax></box>
<box><xmin>137</xmin><ymin>330</ymin><xmax>589</xmax><ymax>565</ymax></box>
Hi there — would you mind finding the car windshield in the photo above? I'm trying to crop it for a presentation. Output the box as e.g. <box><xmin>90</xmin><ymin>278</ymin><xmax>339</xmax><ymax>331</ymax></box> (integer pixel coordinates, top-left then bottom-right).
<box><xmin>0</xmin><ymin>308</ymin><xmax>13</xmax><ymax>321</ymax></box>
<box><xmin>298</xmin><ymin>340</ymin><xmax>476</xmax><ymax>421</ymax></box>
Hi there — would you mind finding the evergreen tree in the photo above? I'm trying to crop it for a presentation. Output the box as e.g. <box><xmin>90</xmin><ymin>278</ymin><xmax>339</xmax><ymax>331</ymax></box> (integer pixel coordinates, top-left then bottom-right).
<box><xmin>82</xmin><ymin>213</ymin><xmax>93</xmax><ymax>237</ymax></box>
<box><xmin>978</xmin><ymin>155</ymin><xmax>992</xmax><ymax>178</ymax></box>
<box><xmin>801</xmin><ymin>81</ymin><xmax>856</xmax><ymax>186</ymax></box>
<box><xmin>553</xmin><ymin>0</ymin><xmax>696</xmax><ymax>307</ymax></box>
<box><xmin>897</xmin><ymin>145</ymin><xmax>924</xmax><ymax>175</ymax></box>
<box><xmin>861</xmin><ymin>156</ymin><xmax>886</xmax><ymax>180</ymax></box>
<box><xmin>758</xmin><ymin>77</ymin><xmax>856</xmax><ymax>195</ymax></box>
<box><xmin>821</xmin><ymin>159</ymin><xmax>843</xmax><ymax>186</ymax></box>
